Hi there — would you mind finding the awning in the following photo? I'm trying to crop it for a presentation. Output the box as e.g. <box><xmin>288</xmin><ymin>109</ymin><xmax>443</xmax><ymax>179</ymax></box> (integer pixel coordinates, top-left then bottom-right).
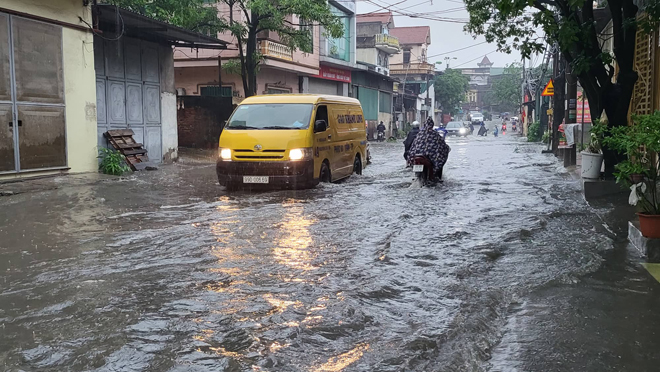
<box><xmin>93</xmin><ymin>5</ymin><xmax>227</xmax><ymax>50</ymax></box>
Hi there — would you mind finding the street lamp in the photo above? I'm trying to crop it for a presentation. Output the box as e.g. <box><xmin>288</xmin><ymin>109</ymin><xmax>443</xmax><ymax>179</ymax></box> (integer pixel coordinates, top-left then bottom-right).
<box><xmin>444</xmin><ymin>56</ymin><xmax>457</xmax><ymax>70</ymax></box>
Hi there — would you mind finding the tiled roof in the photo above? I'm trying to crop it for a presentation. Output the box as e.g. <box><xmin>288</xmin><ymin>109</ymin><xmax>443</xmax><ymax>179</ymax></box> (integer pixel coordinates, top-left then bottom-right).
<box><xmin>356</xmin><ymin>12</ymin><xmax>393</xmax><ymax>25</ymax></box>
<box><xmin>389</xmin><ymin>26</ymin><xmax>431</xmax><ymax>45</ymax></box>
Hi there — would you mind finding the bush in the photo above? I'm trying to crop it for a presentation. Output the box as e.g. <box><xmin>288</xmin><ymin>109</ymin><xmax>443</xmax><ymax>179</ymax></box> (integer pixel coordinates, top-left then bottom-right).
<box><xmin>527</xmin><ymin>121</ymin><xmax>542</xmax><ymax>142</ymax></box>
<box><xmin>602</xmin><ymin>112</ymin><xmax>660</xmax><ymax>214</ymax></box>
<box><xmin>98</xmin><ymin>148</ymin><xmax>131</xmax><ymax>176</ymax></box>
<box><xmin>541</xmin><ymin>130</ymin><xmax>550</xmax><ymax>144</ymax></box>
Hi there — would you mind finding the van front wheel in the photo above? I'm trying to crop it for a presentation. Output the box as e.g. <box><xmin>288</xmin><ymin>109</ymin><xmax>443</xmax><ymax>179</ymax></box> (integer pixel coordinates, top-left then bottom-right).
<box><xmin>353</xmin><ymin>155</ymin><xmax>362</xmax><ymax>175</ymax></box>
<box><xmin>320</xmin><ymin>162</ymin><xmax>331</xmax><ymax>183</ymax></box>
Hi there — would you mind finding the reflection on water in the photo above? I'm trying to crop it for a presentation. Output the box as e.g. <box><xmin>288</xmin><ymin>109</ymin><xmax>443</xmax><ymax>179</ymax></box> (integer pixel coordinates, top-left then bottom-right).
<box><xmin>312</xmin><ymin>343</ymin><xmax>370</xmax><ymax>372</ymax></box>
<box><xmin>274</xmin><ymin>200</ymin><xmax>317</xmax><ymax>271</ymax></box>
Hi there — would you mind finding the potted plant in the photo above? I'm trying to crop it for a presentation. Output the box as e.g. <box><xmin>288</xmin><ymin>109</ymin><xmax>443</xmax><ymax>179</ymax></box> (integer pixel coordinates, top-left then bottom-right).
<box><xmin>603</xmin><ymin>112</ymin><xmax>660</xmax><ymax>238</ymax></box>
<box><xmin>581</xmin><ymin>120</ymin><xmax>607</xmax><ymax>179</ymax></box>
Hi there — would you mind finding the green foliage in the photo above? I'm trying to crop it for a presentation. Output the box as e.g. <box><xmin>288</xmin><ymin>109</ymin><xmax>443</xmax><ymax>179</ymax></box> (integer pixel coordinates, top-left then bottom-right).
<box><xmin>98</xmin><ymin>148</ymin><xmax>131</xmax><ymax>176</ymax></box>
<box><xmin>586</xmin><ymin>120</ymin><xmax>608</xmax><ymax>154</ymax></box>
<box><xmin>106</xmin><ymin>0</ymin><xmax>222</xmax><ymax>34</ymax></box>
<box><xmin>222</xmin><ymin>59</ymin><xmax>242</xmax><ymax>76</ymax></box>
<box><xmin>462</xmin><ymin>0</ymin><xmax>660</xmax><ymax>129</ymax></box>
<box><xmin>527</xmin><ymin>121</ymin><xmax>541</xmax><ymax>142</ymax></box>
<box><xmin>542</xmin><ymin>130</ymin><xmax>550</xmax><ymax>144</ymax></box>
<box><xmin>603</xmin><ymin>112</ymin><xmax>660</xmax><ymax>214</ymax></box>
<box><xmin>491</xmin><ymin>63</ymin><xmax>522</xmax><ymax>113</ymax></box>
<box><xmin>434</xmin><ymin>69</ymin><xmax>470</xmax><ymax>115</ymax></box>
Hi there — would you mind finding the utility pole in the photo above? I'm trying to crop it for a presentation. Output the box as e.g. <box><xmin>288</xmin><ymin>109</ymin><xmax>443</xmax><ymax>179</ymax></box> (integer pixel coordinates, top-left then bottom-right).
<box><xmin>522</xmin><ymin>57</ymin><xmax>526</xmax><ymax>134</ymax></box>
<box><xmin>551</xmin><ymin>46</ymin><xmax>566</xmax><ymax>156</ymax></box>
<box><xmin>218</xmin><ymin>55</ymin><xmax>222</xmax><ymax>94</ymax></box>
<box><xmin>564</xmin><ymin>60</ymin><xmax>578</xmax><ymax>165</ymax></box>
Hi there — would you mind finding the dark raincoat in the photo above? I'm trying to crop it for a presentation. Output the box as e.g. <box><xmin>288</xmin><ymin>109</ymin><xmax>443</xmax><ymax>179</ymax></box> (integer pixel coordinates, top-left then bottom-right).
<box><xmin>478</xmin><ymin>123</ymin><xmax>487</xmax><ymax>136</ymax></box>
<box><xmin>408</xmin><ymin>118</ymin><xmax>451</xmax><ymax>173</ymax></box>
<box><xmin>403</xmin><ymin>126</ymin><xmax>420</xmax><ymax>159</ymax></box>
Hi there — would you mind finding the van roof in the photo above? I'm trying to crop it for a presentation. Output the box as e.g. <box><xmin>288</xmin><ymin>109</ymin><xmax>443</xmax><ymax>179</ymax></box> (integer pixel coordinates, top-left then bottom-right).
<box><xmin>240</xmin><ymin>94</ymin><xmax>361</xmax><ymax>105</ymax></box>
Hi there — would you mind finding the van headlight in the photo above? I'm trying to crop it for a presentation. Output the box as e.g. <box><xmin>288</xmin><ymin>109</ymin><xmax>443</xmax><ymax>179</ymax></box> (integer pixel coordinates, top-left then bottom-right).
<box><xmin>220</xmin><ymin>148</ymin><xmax>232</xmax><ymax>161</ymax></box>
<box><xmin>459</xmin><ymin>128</ymin><xmax>466</xmax><ymax>134</ymax></box>
<box><xmin>289</xmin><ymin>148</ymin><xmax>312</xmax><ymax>161</ymax></box>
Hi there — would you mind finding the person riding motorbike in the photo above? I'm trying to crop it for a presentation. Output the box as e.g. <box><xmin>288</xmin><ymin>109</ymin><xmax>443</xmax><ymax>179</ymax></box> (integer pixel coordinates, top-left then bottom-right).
<box><xmin>469</xmin><ymin>122</ymin><xmax>475</xmax><ymax>135</ymax></box>
<box><xmin>502</xmin><ymin>121</ymin><xmax>507</xmax><ymax>132</ymax></box>
<box><xmin>408</xmin><ymin>118</ymin><xmax>451</xmax><ymax>180</ymax></box>
<box><xmin>512</xmin><ymin>122</ymin><xmax>517</xmax><ymax>132</ymax></box>
<box><xmin>376</xmin><ymin>121</ymin><xmax>386</xmax><ymax>141</ymax></box>
<box><xmin>403</xmin><ymin>121</ymin><xmax>421</xmax><ymax>162</ymax></box>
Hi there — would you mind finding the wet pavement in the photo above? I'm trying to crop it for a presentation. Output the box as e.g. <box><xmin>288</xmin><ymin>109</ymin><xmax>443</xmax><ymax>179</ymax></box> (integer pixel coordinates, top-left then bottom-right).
<box><xmin>2</xmin><ymin>129</ymin><xmax>660</xmax><ymax>371</ymax></box>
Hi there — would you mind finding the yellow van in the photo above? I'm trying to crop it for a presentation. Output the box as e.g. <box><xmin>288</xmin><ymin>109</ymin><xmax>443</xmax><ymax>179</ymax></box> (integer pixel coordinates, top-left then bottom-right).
<box><xmin>216</xmin><ymin>94</ymin><xmax>368</xmax><ymax>189</ymax></box>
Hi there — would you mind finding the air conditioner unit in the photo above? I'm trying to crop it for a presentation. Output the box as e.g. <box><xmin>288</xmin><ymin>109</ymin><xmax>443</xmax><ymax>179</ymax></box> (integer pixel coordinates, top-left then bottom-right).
<box><xmin>375</xmin><ymin>66</ymin><xmax>383</xmax><ymax>74</ymax></box>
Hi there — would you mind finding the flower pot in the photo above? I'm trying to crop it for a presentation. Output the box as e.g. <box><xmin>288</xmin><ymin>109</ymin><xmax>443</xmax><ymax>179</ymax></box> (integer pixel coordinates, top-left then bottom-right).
<box><xmin>637</xmin><ymin>213</ymin><xmax>660</xmax><ymax>239</ymax></box>
<box><xmin>631</xmin><ymin>173</ymin><xmax>645</xmax><ymax>183</ymax></box>
<box><xmin>581</xmin><ymin>151</ymin><xmax>604</xmax><ymax>179</ymax></box>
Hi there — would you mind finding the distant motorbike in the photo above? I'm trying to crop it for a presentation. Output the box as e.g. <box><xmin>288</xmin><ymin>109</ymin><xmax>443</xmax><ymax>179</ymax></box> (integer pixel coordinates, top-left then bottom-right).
<box><xmin>512</xmin><ymin>123</ymin><xmax>517</xmax><ymax>132</ymax></box>
<box><xmin>377</xmin><ymin>131</ymin><xmax>385</xmax><ymax>142</ymax></box>
<box><xmin>411</xmin><ymin>155</ymin><xmax>440</xmax><ymax>186</ymax></box>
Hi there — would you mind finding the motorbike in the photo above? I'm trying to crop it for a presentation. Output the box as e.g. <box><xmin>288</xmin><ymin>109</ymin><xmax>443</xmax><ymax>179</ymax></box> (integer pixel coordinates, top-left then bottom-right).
<box><xmin>411</xmin><ymin>155</ymin><xmax>439</xmax><ymax>186</ymax></box>
<box><xmin>435</xmin><ymin>127</ymin><xmax>448</xmax><ymax>139</ymax></box>
<box><xmin>512</xmin><ymin>123</ymin><xmax>517</xmax><ymax>132</ymax></box>
<box><xmin>377</xmin><ymin>131</ymin><xmax>385</xmax><ymax>142</ymax></box>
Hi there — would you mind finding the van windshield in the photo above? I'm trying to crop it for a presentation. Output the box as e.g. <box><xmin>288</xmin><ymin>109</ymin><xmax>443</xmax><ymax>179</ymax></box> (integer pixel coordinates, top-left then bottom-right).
<box><xmin>226</xmin><ymin>104</ymin><xmax>313</xmax><ymax>130</ymax></box>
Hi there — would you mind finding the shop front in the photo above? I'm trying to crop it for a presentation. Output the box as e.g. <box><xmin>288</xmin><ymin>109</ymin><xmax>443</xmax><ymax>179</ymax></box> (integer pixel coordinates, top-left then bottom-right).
<box><xmin>308</xmin><ymin>65</ymin><xmax>351</xmax><ymax>96</ymax></box>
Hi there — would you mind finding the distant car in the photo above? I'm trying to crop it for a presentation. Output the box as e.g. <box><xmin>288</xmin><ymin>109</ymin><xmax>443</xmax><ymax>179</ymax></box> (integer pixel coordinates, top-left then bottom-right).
<box><xmin>471</xmin><ymin>113</ymin><xmax>484</xmax><ymax>123</ymax></box>
<box><xmin>445</xmin><ymin>121</ymin><xmax>468</xmax><ymax>137</ymax></box>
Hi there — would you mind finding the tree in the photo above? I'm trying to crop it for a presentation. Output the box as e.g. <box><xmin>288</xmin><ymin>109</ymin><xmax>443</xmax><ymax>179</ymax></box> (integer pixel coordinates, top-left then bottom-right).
<box><xmin>463</xmin><ymin>0</ymin><xmax>660</xmax><ymax>172</ymax></box>
<box><xmin>490</xmin><ymin>63</ymin><xmax>522</xmax><ymax>113</ymax></box>
<box><xmin>107</xmin><ymin>0</ymin><xmax>222</xmax><ymax>33</ymax></box>
<box><xmin>107</xmin><ymin>0</ymin><xmax>344</xmax><ymax>97</ymax></box>
<box><xmin>434</xmin><ymin>69</ymin><xmax>470</xmax><ymax>115</ymax></box>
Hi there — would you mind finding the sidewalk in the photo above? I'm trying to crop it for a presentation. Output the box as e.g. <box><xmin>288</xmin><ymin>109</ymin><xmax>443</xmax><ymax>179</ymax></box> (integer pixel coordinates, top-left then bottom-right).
<box><xmin>0</xmin><ymin>148</ymin><xmax>219</xmax><ymax>201</ymax></box>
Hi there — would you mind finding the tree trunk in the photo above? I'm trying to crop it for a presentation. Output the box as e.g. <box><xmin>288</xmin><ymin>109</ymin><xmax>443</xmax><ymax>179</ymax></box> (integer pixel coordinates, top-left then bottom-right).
<box><xmin>243</xmin><ymin>19</ymin><xmax>259</xmax><ymax>97</ymax></box>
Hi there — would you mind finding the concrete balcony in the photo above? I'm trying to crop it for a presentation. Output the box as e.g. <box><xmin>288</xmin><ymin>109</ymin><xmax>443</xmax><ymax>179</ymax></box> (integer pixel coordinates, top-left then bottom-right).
<box><xmin>258</xmin><ymin>40</ymin><xmax>293</xmax><ymax>61</ymax></box>
<box><xmin>375</xmin><ymin>34</ymin><xmax>400</xmax><ymax>54</ymax></box>
<box><xmin>389</xmin><ymin>62</ymin><xmax>435</xmax><ymax>76</ymax></box>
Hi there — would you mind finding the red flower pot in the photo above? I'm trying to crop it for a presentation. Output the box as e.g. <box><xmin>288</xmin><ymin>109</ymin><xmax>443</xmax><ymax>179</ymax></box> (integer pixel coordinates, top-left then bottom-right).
<box><xmin>637</xmin><ymin>213</ymin><xmax>660</xmax><ymax>239</ymax></box>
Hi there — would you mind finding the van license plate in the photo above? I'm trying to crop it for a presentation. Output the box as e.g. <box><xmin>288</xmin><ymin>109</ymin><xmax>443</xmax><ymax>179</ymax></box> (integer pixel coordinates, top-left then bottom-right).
<box><xmin>413</xmin><ymin>165</ymin><xmax>424</xmax><ymax>172</ymax></box>
<box><xmin>243</xmin><ymin>176</ymin><xmax>269</xmax><ymax>184</ymax></box>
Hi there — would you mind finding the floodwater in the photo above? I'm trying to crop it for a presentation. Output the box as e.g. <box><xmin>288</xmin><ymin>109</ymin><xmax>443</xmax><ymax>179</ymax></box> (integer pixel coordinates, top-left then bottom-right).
<box><xmin>0</xmin><ymin>129</ymin><xmax>657</xmax><ymax>371</ymax></box>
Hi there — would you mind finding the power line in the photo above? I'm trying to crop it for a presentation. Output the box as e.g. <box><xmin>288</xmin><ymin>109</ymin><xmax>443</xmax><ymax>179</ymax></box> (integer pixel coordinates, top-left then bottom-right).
<box><xmin>426</xmin><ymin>41</ymin><xmax>488</xmax><ymax>59</ymax></box>
<box><xmin>363</xmin><ymin>0</ymin><xmax>473</xmax><ymax>23</ymax></box>
<box><xmin>452</xmin><ymin>49</ymin><xmax>499</xmax><ymax>68</ymax></box>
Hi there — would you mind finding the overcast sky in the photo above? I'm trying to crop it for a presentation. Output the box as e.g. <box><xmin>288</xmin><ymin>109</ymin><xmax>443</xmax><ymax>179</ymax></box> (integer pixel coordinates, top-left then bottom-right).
<box><xmin>356</xmin><ymin>0</ymin><xmax>535</xmax><ymax>69</ymax></box>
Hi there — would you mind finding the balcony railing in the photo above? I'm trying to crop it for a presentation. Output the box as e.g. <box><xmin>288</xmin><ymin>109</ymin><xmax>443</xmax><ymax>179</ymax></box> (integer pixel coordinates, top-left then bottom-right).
<box><xmin>389</xmin><ymin>62</ymin><xmax>435</xmax><ymax>76</ymax></box>
<box><xmin>258</xmin><ymin>40</ymin><xmax>293</xmax><ymax>61</ymax></box>
<box><xmin>375</xmin><ymin>34</ymin><xmax>400</xmax><ymax>53</ymax></box>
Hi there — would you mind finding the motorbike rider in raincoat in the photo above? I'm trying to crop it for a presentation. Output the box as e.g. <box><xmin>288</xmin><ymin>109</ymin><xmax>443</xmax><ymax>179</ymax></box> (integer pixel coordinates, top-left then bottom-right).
<box><xmin>403</xmin><ymin>120</ymin><xmax>421</xmax><ymax>162</ymax></box>
<box><xmin>408</xmin><ymin>118</ymin><xmax>451</xmax><ymax>180</ymax></box>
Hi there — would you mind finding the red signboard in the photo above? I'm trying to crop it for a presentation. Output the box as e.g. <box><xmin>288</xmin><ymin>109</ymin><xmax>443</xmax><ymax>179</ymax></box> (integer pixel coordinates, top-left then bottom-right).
<box><xmin>577</xmin><ymin>90</ymin><xmax>591</xmax><ymax>124</ymax></box>
<box><xmin>314</xmin><ymin>65</ymin><xmax>351</xmax><ymax>83</ymax></box>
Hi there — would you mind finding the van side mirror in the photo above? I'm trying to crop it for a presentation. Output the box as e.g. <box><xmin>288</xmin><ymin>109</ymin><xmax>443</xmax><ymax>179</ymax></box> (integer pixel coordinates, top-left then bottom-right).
<box><xmin>314</xmin><ymin>120</ymin><xmax>328</xmax><ymax>133</ymax></box>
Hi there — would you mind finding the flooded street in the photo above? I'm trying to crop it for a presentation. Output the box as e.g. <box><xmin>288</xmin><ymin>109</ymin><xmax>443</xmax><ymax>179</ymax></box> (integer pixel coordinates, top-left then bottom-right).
<box><xmin>2</xmin><ymin>130</ymin><xmax>660</xmax><ymax>371</ymax></box>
